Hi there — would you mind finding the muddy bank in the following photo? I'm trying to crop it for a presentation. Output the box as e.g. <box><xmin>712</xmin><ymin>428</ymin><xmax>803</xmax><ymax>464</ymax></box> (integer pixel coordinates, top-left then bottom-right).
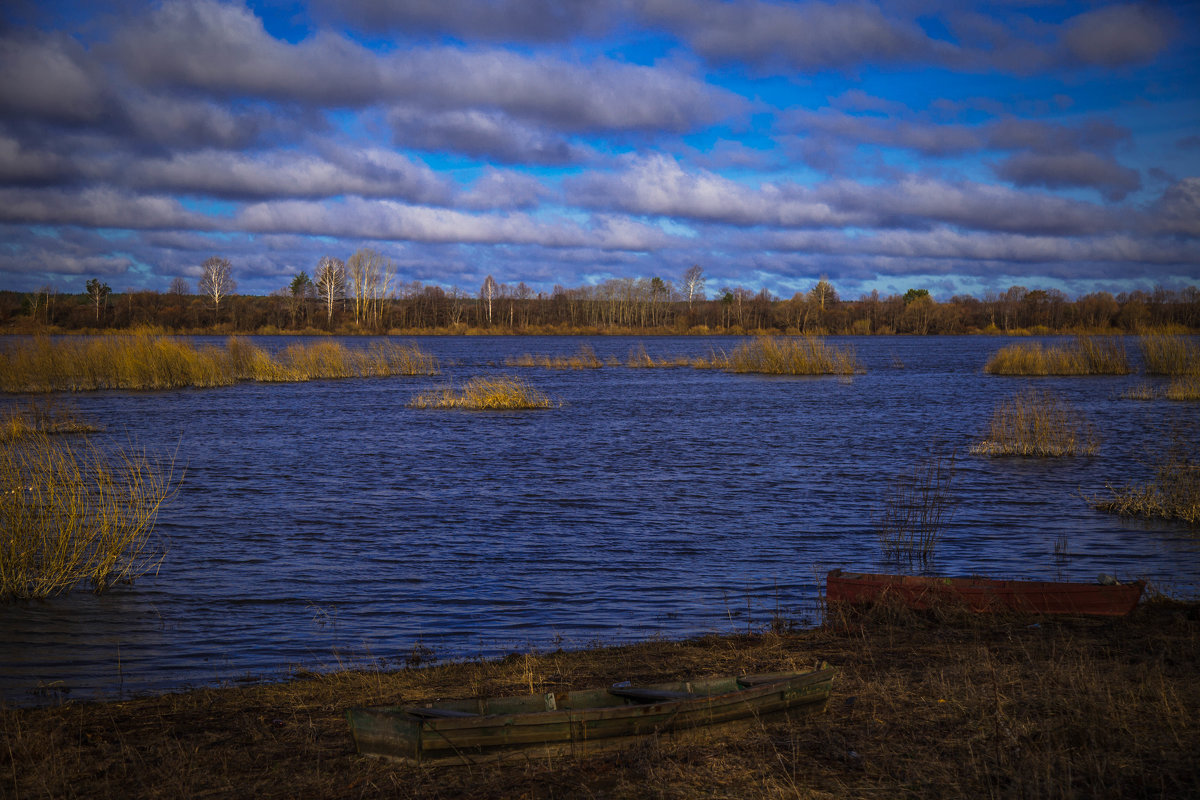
<box><xmin>4</xmin><ymin>599</ymin><xmax>1198</xmax><ymax>799</ymax></box>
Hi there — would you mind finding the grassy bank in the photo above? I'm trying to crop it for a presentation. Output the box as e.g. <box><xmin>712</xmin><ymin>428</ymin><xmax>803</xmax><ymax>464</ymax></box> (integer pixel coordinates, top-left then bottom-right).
<box><xmin>2</xmin><ymin>601</ymin><xmax>1196</xmax><ymax>799</ymax></box>
<box><xmin>0</xmin><ymin>335</ymin><xmax>438</xmax><ymax>393</ymax></box>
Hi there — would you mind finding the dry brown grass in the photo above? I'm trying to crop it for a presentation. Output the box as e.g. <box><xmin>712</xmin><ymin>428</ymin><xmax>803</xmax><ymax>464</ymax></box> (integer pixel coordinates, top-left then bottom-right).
<box><xmin>0</xmin><ymin>400</ymin><xmax>100</xmax><ymax>442</ymax></box>
<box><xmin>0</xmin><ymin>335</ymin><xmax>439</xmax><ymax>392</ymax></box>
<box><xmin>971</xmin><ymin>389</ymin><xmax>1099</xmax><ymax>457</ymax></box>
<box><xmin>408</xmin><ymin>376</ymin><xmax>556</xmax><ymax>410</ymax></box>
<box><xmin>1093</xmin><ymin>442</ymin><xmax>1200</xmax><ymax>526</ymax></box>
<box><xmin>876</xmin><ymin>451</ymin><xmax>954</xmax><ymax>565</ymax></box>
<box><xmin>0</xmin><ymin>432</ymin><xmax>179</xmax><ymax>600</ymax></box>
<box><xmin>726</xmin><ymin>336</ymin><xmax>861</xmax><ymax>375</ymax></box>
<box><xmin>1139</xmin><ymin>335</ymin><xmax>1200</xmax><ymax>376</ymax></box>
<box><xmin>504</xmin><ymin>345</ymin><xmax>603</xmax><ymax>370</ymax></box>
<box><xmin>2</xmin><ymin>601</ymin><xmax>1197</xmax><ymax>799</ymax></box>
<box><xmin>985</xmin><ymin>337</ymin><xmax>1131</xmax><ymax>376</ymax></box>
<box><xmin>1166</xmin><ymin>375</ymin><xmax>1200</xmax><ymax>401</ymax></box>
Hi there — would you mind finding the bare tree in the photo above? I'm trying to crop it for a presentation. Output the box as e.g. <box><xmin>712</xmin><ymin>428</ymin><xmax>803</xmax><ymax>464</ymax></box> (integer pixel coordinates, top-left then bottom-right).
<box><xmin>167</xmin><ymin>277</ymin><xmax>190</xmax><ymax>296</ymax></box>
<box><xmin>345</xmin><ymin>248</ymin><xmax>393</xmax><ymax>330</ymax></box>
<box><xmin>199</xmin><ymin>256</ymin><xmax>236</xmax><ymax>319</ymax></box>
<box><xmin>86</xmin><ymin>278</ymin><xmax>111</xmax><ymax>322</ymax></box>
<box><xmin>682</xmin><ymin>265</ymin><xmax>705</xmax><ymax>310</ymax></box>
<box><xmin>481</xmin><ymin>274</ymin><xmax>498</xmax><ymax>325</ymax></box>
<box><xmin>314</xmin><ymin>256</ymin><xmax>345</xmax><ymax>326</ymax></box>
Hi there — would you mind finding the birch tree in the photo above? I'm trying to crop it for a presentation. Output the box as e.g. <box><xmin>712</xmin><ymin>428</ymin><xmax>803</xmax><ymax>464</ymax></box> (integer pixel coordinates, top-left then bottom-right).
<box><xmin>314</xmin><ymin>255</ymin><xmax>345</xmax><ymax>326</ymax></box>
<box><xmin>481</xmin><ymin>274</ymin><xmax>498</xmax><ymax>325</ymax></box>
<box><xmin>198</xmin><ymin>256</ymin><xmax>235</xmax><ymax>319</ymax></box>
<box><xmin>682</xmin><ymin>265</ymin><xmax>705</xmax><ymax>310</ymax></box>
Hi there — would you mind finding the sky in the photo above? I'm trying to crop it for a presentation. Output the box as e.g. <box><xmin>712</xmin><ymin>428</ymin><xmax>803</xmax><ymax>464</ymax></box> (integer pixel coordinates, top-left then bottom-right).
<box><xmin>1</xmin><ymin>0</ymin><xmax>1198</xmax><ymax>301</ymax></box>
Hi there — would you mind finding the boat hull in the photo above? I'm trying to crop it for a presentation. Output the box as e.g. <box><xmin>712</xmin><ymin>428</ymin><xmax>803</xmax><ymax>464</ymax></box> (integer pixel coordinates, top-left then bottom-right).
<box><xmin>346</xmin><ymin>667</ymin><xmax>834</xmax><ymax>765</ymax></box>
<box><xmin>826</xmin><ymin>569</ymin><xmax>1145</xmax><ymax>617</ymax></box>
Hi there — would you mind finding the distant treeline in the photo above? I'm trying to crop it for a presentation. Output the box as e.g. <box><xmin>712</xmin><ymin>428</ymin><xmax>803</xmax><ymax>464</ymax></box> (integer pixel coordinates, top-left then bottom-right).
<box><xmin>4</xmin><ymin>278</ymin><xmax>1199</xmax><ymax>336</ymax></box>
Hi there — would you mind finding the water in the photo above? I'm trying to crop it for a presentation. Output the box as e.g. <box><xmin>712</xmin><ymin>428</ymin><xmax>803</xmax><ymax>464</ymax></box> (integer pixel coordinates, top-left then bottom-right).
<box><xmin>3</xmin><ymin>335</ymin><xmax>1198</xmax><ymax>705</ymax></box>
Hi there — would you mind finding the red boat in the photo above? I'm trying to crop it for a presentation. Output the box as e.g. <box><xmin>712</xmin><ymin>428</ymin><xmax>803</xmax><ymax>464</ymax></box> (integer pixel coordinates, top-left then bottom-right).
<box><xmin>826</xmin><ymin>569</ymin><xmax>1146</xmax><ymax>617</ymax></box>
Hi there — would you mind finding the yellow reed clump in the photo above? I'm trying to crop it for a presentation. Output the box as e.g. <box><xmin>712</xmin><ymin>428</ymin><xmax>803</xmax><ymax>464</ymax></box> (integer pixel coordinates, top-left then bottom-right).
<box><xmin>971</xmin><ymin>389</ymin><xmax>1098</xmax><ymax>457</ymax></box>
<box><xmin>0</xmin><ymin>432</ymin><xmax>180</xmax><ymax>600</ymax></box>
<box><xmin>984</xmin><ymin>337</ymin><xmax>1130</xmax><ymax>375</ymax></box>
<box><xmin>1139</xmin><ymin>335</ymin><xmax>1200</xmax><ymax>376</ymax></box>
<box><xmin>1093</xmin><ymin>444</ymin><xmax>1200</xmax><ymax>525</ymax></box>
<box><xmin>0</xmin><ymin>401</ymin><xmax>100</xmax><ymax>442</ymax></box>
<box><xmin>408</xmin><ymin>377</ymin><xmax>556</xmax><ymax>410</ymax></box>
<box><xmin>725</xmin><ymin>336</ymin><xmax>860</xmax><ymax>375</ymax></box>
<box><xmin>0</xmin><ymin>334</ymin><xmax>439</xmax><ymax>392</ymax></box>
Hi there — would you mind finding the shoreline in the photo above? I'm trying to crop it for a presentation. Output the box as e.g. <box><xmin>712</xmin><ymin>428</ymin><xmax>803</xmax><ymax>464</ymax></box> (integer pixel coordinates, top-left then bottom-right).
<box><xmin>4</xmin><ymin>599</ymin><xmax>1198</xmax><ymax>798</ymax></box>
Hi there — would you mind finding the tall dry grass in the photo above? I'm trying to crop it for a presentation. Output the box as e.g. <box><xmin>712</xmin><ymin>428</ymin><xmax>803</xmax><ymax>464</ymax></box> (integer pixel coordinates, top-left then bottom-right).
<box><xmin>0</xmin><ymin>335</ymin><xmax>439</xmax><ymax>392</ymax></box>
<box><xmin>1</xmin><ymin>400</ymin><xmax>100</xmax><ymax>442</ymax></box>
<box><xmin>876</xmin><ymin>451</ymin><xmax>955</xmax><ymax>566</ymax></box>
<box><xmin>984</xmin><ymin>336</ymin><xmax>1130</xmax><ymax>375</ymax></box>
<box><xmin>408</xmin><ymin>377</ymin><xmax>556</xmax><ymax>410</ymax></box>
<box><xmin>725</xmin><ymin>336</ymin><xmax>861</xmax><ymax>375</ymax></box>
<box><xmin>1093</xmin><ymin>442</ymin><xmax>1200</xmax><ymax>525</ymax></box>
<box><xmin>1166</xmin><ymin>375</ymin><xmax>1200</xmax><ymax>401</ymax></box>
<box><xmin>1</xmin><ymin>432</ymin><xmax>180</xmax><ymax>600</ymax></box>
<box><xmin>971</xmin><ymin>389</ymin><xmax>1098</xmax><ymax>456</ymax></box>
<box><xmin>1139</xmin><ymin>334</ymin><xmax>1200</xmax><ymax>375</ymax></box>
<box><xmin>624</xmin><ymin>344</ymin><xmax>693</xmax><ymax>368</ymax></box>
<box><xmin>504</xmin><ymin>345</ymin><xmax>602</xmax><ymax>370</ymax></box>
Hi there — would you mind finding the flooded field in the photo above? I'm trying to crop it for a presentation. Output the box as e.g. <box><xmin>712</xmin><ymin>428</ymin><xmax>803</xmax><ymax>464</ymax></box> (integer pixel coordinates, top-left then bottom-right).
<box><xmin>2</xmin><ymin>335</ymin><xmax>1198</xmax><ymax>704</ymax></box>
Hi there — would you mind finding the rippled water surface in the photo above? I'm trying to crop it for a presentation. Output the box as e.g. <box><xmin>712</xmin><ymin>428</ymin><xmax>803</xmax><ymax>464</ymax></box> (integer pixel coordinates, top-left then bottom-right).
<box><xmin>3</xmin><ymin>335</ymin><xmax>1199</xmax><ymax>704</ymax></box>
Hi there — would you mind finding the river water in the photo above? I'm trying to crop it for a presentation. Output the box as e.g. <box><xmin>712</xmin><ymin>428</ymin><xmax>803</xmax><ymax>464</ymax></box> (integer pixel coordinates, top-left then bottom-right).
<box><xmin>2</xmin><ymin>335</ymin><xmax>1198</xmax><ymax>705</ymax></box>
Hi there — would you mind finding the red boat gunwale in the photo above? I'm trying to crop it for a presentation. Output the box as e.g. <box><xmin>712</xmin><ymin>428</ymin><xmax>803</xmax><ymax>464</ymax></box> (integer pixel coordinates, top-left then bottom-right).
<box><xmin>826</xmin><ymin>569</ymin><xmax>1145</xmax><ymax>617</ymax></box>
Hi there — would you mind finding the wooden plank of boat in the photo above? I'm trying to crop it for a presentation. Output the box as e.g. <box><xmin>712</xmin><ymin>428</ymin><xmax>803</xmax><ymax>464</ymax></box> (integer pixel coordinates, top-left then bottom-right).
<box><xmin>346</xmin><ymin>665</ymin><xmax>835</xmax><ymax>766</ymax></box>
<box><xmin>826</xmin><ymin>569</ymin><xmax>1145</xmax><ymax>617</ymax></box>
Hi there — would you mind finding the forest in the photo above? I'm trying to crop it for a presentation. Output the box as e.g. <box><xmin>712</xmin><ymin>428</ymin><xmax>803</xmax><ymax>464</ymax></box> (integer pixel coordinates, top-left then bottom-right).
<box><xmin>4</xmin><ymin>260</ymin><xmax>1199</xmax><ymax>336</ymax></box>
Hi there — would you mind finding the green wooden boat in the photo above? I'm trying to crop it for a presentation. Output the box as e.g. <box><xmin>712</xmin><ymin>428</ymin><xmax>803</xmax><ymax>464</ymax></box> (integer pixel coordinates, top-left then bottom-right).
<box><xmin>346</xmin><ymin>664</ymin><xmax>835</xmax><ymax>765</ymax></box>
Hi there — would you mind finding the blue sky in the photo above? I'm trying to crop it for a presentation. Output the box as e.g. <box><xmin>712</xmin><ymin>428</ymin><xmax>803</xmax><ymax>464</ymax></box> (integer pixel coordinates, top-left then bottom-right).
<box><xmin>1</xmin><ymin>0</ymin><xmax>1197</xmax><ymax>300</ymax></box>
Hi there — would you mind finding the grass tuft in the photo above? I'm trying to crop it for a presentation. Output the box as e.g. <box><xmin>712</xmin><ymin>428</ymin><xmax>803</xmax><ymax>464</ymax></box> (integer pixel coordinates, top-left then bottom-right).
<box><xmin>876</xmin><ymin>450</ymin><xmax>954</xmax><ymax>566</ymax></box>
<box><xmin>725</xmin><ymin>336</ymin><xmax>861</xmax><ymax>375</ymax></box>
<box><xmin>408</xmin><ymin>377</ymin><xmax>556</xmax><ymax>410</ymax></box>
<box><xmin>1166</xmin><ymin>375</ymin><xmax>1200</xmax><ymax>401</ymax></box>
<box><xmin>505</xmin><ymin>345</ymin><xmax>602</xmax><ymax>370</ymax></box>
<box><xmin>1120</xmin><ymin>382</ymin><xmax>1158</xmax><ymax>401</ymax></box>
<box><xmin>1138</xmin><ymin>335</ymin><xmax>1200</xmax><ymax>375</ymax></box>
<box><xmin>1</xmin><ymin>432</ymin><xmax>180</xmax><ymax>600</ymax></box>
<box><xmin>984</xmin><ymin>337</ymin><xmax>1131</xmax><ymax>375</ymax></box>
<box><xmin>1093</xmin><ymin>440</ymin><xmax>1200</xmax><ymax>525</ymax></box>
<box><xmin>971</xmin><ymin>389</ymin><xmax>1098</xmax><ymax>456</ymax></box>
<box><xmin>1</xmin><ymin>400</ymin><xmax>100</xmax><ymax>442</ymax></box>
